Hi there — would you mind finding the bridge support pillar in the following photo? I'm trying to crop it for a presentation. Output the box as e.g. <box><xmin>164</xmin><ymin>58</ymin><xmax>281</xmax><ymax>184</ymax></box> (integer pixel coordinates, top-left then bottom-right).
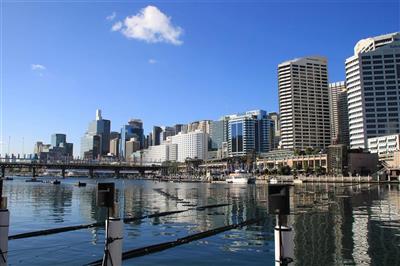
<box><xmin>61</xmin><ymin>168</ymin><xmax>66</xmax><ymax>179</ymax></box>
<box><xmin>32</xmin><ymin>167</ymin><xmax>37</xmax><ymax>178</ymax></box>
<box><xmin>114</xmin><ymin>169</ymin><xmax>120</xmax><ymax>178</ymax></box>
<box><xmin>139</xmin><ymin>169</ymin><xmax>145</xmax><ymax>177</ymax></box>
<box><xmin>1</xmin><ymin>167</ymin><xmax>4</xmax><ymax>179</ymax></box>
<box><xmin>89</xmin><ymin>169</ymin><xmax>94</xmax><ymax>178</ymax></box>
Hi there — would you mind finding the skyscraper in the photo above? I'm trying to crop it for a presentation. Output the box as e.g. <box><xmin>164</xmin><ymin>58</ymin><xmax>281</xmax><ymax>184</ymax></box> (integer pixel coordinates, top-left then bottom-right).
<box><xmin>278</xmin><ymin>56</ymin><xmax>331</xmax><ymax>150</ymax></box>
<box><xmin>120</xmin><ymin>119</ymin><xmax>144</xmax><ymax>159</ymax></box>
<box><xmin>81</xmin><ymin>109</ymin><xmax>111</xmax><ymax>158</ymax></box>
<box><xmin>268</xmin><ymin>112</ymin><xmax>280</xmax><ymax>150</ymax></box>
<box><xmin>329</xmin><ymin>81</ymin><xmax>349</xmax><ymax>146</ymax></box>
<box><xmin>209</xmin><ymin>120</ymin><xmax>226</xmax><ymax>151</ymax></box>
<box><xmin>345</xmin><ymin>32</ymin><xmax>400</xmax><ymax>149</ymax></box>
<box><xmin>51</xmin><ymin>134</ymin><xmax>66</xmax><ymax>147</ymax></box>
<box><xmin>152</xmin><ymin>126</ymin><xmax>163</xmax><ymax>146</ymax></box>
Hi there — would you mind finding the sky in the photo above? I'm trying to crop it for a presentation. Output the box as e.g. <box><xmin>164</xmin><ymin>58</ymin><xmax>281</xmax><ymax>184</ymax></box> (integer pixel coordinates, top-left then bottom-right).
<box><xmin>1</xmin><ymin>0</ymin><xmax>399</xmax><ymax>156</ymax></box>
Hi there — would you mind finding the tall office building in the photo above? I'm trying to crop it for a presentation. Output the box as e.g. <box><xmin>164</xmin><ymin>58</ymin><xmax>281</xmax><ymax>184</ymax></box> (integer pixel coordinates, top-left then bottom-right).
<box><xmin>329</xmin><ymin>81</ymin><xmax>349</xmax><ymax>146</ymax></box>
<box><xmin>120</xmin><ymin>119</ymin><xmax>144</xmax><ymax>159</ymax></box>
<box><xmin>268</xmin><ymin>112</ymin><xmax>281</xmax><ymax>149</ymax></box>
<box><xmin>152</xmin><ymin>126</ymin><xmax>163</xmax><ymax>146</ymax></box>
<box><xmin>346</xmin><ymin>32</ymin><xmax>400</xmax><ymax>149</ymax></box>
<box><xmin>51</xmin><ymin>134</ymin><xmax>66</xmax><ymax>147</ymax></box>
<box><xmin>278</xmin><ymin>56</ymin><xmax>331</xmax><ymax>150</ymax></box>
<box><xmin>81</xmin><ymin>109</ymin><xmax>111</xmax><ymax>158</ymax></box>
<box><xmin>209</xmin><ymin>120</ymin><xmax>226</xmax><ymax>151</ymax></box>
<box><xmin>159</xmin><ymin>126</ymin><xmax>176</xmax><ymax>144</ymax></box>
<box><xmin>224</xmin><ymin>110</ymin><xmax>273</xmax><ymax>157</ymax></box>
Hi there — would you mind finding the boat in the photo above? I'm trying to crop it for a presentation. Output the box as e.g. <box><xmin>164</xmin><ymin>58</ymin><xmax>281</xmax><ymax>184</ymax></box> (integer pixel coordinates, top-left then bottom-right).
<box><xmin>226</xmin><ymin>170</ymin><xmax>255</xmax><ymax>184</ymax></box>
<box><xmin>76</xmin><ymin>181</ymin><xmax>87</xmax><ymax>187</ymax></box>
<box><xmin>5</xmin><ymin>177</ymin><xmax>13</xmax><ymax>181</ymax></box>
<box><xmin>269</xmin><ymin>177</ymin><xmax>278</xmax><ymax>184</ymax></box>
<box><xmin>25</xmin><ymin>178</ymin><xmax>42</xmax><ymax>183</ymax></box>
<box><xmin>51</xmin><ymin>180</ymin><xmax>61</xmax><ymax>185</ymax></box>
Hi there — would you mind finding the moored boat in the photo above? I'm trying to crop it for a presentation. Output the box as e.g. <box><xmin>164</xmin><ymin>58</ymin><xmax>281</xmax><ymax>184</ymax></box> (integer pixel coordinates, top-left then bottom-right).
<box><xmin>226</xmin><ymin>170</ymin><xmax>255</xmax><ymax>184</ymax></box>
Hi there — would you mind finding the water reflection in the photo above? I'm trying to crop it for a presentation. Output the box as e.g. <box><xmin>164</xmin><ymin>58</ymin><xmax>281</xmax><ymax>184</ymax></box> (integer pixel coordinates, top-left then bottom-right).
<box><xmin>3</xmin><ymin>179</ymin><xmax>400</xmax><ymax>265</ymax></box>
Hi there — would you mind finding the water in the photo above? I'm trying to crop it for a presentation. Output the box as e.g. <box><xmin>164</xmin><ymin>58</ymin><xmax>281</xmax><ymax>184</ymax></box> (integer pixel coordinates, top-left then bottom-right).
<box><xmin>3</xmin><ymin>177</ymin><xmax>400</xmax><ymax>265</ymax></box>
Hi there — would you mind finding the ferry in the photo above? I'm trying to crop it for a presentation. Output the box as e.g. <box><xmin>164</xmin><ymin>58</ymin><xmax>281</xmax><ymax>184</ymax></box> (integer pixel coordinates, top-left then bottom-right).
<box><xmin>226</xmin><ymin>170</ymin><xmax>255</xmax><ymax>184</ymax></box>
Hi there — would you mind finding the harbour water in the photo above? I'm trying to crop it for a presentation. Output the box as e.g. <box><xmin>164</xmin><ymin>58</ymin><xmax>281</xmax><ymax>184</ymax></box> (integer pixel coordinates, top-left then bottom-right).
<box><xmin>3</xmin><ymin>177</ymin><xmax>400</xmax><ymax>265</ymax></box>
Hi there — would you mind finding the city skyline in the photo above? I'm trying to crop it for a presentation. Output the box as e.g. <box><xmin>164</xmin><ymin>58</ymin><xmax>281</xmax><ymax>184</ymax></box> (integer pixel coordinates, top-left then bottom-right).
<box><xmin>2</xmin><ymin>1</ymin><xmax>398</xmax><ymax>156</ymax></box>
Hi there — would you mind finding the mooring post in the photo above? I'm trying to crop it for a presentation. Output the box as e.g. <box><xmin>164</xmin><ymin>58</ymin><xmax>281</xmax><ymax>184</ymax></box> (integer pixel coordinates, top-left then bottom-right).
<box><xmin>32</xmin><ymin>167</ymin><xmax>36</xmax><ymax>178</ymax></box>
<box><xmin>268</xmin><ymin>184</ymin><xmax>294</xmax><ymax>266</ymax></box>
<box><xmin>0</xmin><ymin>179</ymin><xmax>10</xmax><ymax>266</ymax></box>
<box><xmin>89</xmin><ymin>169</ymin><xmax>94</xmax><ymax>179</ymax></box>
<box><xmin>97</xmin><ymin>183</ymin><xmax>123</xmax><ymax>266</ymax></box>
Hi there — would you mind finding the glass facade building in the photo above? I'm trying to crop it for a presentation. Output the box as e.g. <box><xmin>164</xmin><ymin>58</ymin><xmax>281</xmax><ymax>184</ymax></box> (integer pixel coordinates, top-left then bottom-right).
<box><xmin>226</xmin><ymin>110</ymin><xmax>274</xmax><ymax>157</ymax></box>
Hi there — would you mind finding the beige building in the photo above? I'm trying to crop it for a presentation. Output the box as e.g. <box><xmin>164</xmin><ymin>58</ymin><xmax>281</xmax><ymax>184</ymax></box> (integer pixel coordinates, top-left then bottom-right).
<box><xmin>278</xmin><ymin>56</ymin><xmax>331</xmax><ymax>150</ymax></box>
<box><xmin>368</xmin><ymin>133</ymin><xmax>400</xmax><ymax>162</ymax></box>
<box><xmin>329</xmin><ymin>81</ymin><xmax>349</xmax><ymax>146</ymax></box>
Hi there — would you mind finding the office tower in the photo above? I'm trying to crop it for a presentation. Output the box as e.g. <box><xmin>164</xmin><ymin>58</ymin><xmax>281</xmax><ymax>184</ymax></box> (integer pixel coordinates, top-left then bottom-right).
<box><xmin>110</xmin><ymin>131</ymin><xmax>120</xmax><ymax>140</ymax></box>
<box><xmin>152</xmin><ymin>126</ymin><xmax>163</xmax><ymax>146</ymax></box>
<box><xmin>81</xmin><ymin>135</ymin><xmax>101</xmax><ymax>159</ymax></box>
<box><xmin>81</xmin><ymin>109</ymin><xmax>111</xmax><ymax>158</ymax></box>
<box><xmin>268</xmin><ymin>112</ymin><xmax>281</xmax><ymax>149</ymax></box>
<box><xmin>159</xmin><ymin>126</ymin><xmax>176</xmax><ymax>144</ymax></box>
<box><xmin>209</xmin><ymin>120</ymin><xmax>226</xmax><ymax>151</ymax></box>
<box><xmin>345</xmin><ymin>32</ymin><xmax>400</xmax><ymax>149</ymax></box>
<box><xmin>51</xmin><ymin>134</ymin><xmax>66</xmax><ymax>147</ymax></box>
<box><xmin>170</xmin><ymin>130</ymin><xmax>208</xmax><ymax>162</ymax></box>
<box><xmin>329</xmin><ymin>81</ymin><xmax>350</xmax><ymax>146</ymax></box>
<box><xmin>278</xmin><ymin>56</ymin><xmax>331</xmax><ymax>150</ymax></box>
<box><xmin>120</xmin><ymin>119</ymin><xmax>144</xmax><ymax>159</ymax></box>
<box><xmin>174</xmin><ymin>124</ymin><xmax>185</xmax><ymax>134</ymax></box>
<box><xmin>125</xmin><ymin>138</ymin><xmax>141</xmax><ymax>160</ymax></box>
<box><xmin>110</xmin><ymin>138</ymin><xmax>119</xmax><ymax>157</ymax></box>
<box><xmin>224</xmin><ymin>110</ymin><xmax>274</xmax><ymax>157</ymax></box>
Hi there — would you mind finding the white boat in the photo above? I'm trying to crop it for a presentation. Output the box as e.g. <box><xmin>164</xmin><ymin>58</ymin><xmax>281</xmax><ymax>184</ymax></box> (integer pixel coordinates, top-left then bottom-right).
<box><xmin>269</xmin><ymin>177</ymin><xmax>278</xmax><ymax>184</ymax></box>
<box><xmin>226</xmin><ymin>170</ymin><xmax>255</xmax><ymax>184</ymax></box>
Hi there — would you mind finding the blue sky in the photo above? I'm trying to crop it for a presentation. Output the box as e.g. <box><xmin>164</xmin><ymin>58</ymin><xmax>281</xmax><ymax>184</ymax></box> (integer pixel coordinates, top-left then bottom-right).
<box><xmin>2</xmin><ymin>0</ymin><xmax>399</xmax><ymax>156</ymax></box>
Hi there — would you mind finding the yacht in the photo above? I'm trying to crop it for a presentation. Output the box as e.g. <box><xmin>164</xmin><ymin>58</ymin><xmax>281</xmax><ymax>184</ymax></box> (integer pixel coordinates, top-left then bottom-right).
<box><xmin>226</xmin><ymin>170</ymin><xmax>255</xmax><ymax>184</ymax></box>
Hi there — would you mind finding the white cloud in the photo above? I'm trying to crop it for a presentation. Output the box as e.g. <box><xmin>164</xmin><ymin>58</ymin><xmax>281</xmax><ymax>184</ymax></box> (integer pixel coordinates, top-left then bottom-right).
<box><xmin>31</xmin><ymin>64</ymin><xmax>46</xmax><ymax>71</ymax></box>
<box><xmin>112</xmin><ymin>6</ymin><xmax>183</xmax><ymax>45</ymax></box>
<box><xmin>148</xmin><ymin>59</ymin><xmax>157</xmax><ymax>64</ymax></box>
<box><xmin>111</xmin><ymin>21</ymin><xmax>122</xmax><ymax>32</ymax></box>
<box><xmin>106</xmin><ymin>11</ymin><xmax>116</xmax><ymax>21</ymax></box>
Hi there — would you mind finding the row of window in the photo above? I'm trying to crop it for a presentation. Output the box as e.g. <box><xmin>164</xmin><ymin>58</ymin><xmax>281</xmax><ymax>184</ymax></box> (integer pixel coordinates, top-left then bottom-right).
<box><xmin>361</xmin><ymin>54</ymin><xmax>400</xmax><ymax>59</ymax></box>
<box><xmin>363</xmin><ymin>59</ymin><xmax>399</xmax><ymax>64</ymax></box>
<box><xmin>364</xmin><ymin>85</ymin><xmax>398</xmax><ymax>91</ymax></box>
<box><xmin>365</xmin><ymin>91</ymin><xmax>398</xmax><ymax>96</ymax></box>
<box><xmin>366</xmin><ymin>118</ymin><xmax>399</xmax><ymax>123</ymax></box>
<box><xmin>366</xmin><ymin>113</ymin><xmax>399</xmax><ymax>117</ymax></box>
<box><xmin>364</xmin><ymin>80</ymin><xmax>397</xmax><ymax>86</ymax></box>
<box><xmin>365</xmin><ymin>96</ymin><xmax>400</xmax><ymax>101</ymax></box>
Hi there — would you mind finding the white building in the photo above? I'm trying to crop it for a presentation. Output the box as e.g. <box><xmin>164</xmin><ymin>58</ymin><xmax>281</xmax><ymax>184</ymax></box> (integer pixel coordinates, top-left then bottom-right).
<box><xmin>170</xmin><ymin>130</ymin><xmax>208</xmax><ymax>162</ymax></box>
<box><xmin>135</xmin><ymin>142</ymin><xmax>177</xmax><ymax>164</ymax></box>
<box><xmin>345</xmin><ymin>32</ymin><xmax>400</xmax><ymax>149</ymax></box>
<box><xmin>368</xmin><ymin>134</ymin><xmax>400</xmax><ymax>161</ymax></box>
<box><xmin>278</xmin><ymin>56</ymin><xmax>331</xmax><ymax>149</ymax></box>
